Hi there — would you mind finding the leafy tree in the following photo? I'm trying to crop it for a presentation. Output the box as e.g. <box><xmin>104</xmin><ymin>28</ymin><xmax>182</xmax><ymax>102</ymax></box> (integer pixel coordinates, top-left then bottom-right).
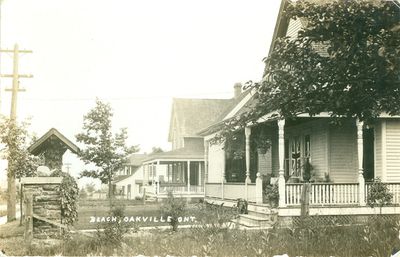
<box><xmin>79</xmin><ymin>187</ymin><xmax>88</xmax><ymax>199</ymax></box>
<box><xmin>85</xmin><ymin>182</ymin><xmax>96</xmax><ymax>195</ymax></box>
<box><xmin>150</xmin><ymin>146</ymin><xmax>164</xmax><ymax>154</ymax></box>
<box><xmin>0</xmin><ymin>117</ymin><xmax>40</xmax><ymax>221</ymax></box>
<box><xmin>76</xmin><ymin>100</ymin><xmax>138</xmax><ymax>204</ymax></box>
<box><xmin>214</xmin><ymin>0</ymin><xmax>400</xmax><ymax>143</ymax></box>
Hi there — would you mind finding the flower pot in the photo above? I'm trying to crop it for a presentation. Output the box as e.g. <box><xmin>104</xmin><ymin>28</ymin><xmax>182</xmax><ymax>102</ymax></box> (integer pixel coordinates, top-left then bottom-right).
<box><xmin>257</xmin><ymin>147</ymin><xmax>267</xmax><ymax>154</ymax></box>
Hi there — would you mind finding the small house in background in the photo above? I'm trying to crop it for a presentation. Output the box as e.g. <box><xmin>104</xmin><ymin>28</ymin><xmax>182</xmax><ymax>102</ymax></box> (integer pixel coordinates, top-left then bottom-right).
<box><xmin>142</xmin><ymin>90</ymin><xmax>247</xmax><ymax>199</ymax></box>
<box><xmin>112</xmin><ymin>154</ymin><xmax>147</xmax><ymax>199</ymax></box>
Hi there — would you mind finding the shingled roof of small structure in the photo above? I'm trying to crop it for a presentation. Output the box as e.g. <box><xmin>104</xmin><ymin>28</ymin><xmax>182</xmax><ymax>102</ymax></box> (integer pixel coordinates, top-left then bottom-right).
<box><xmin>28</xmin><ymin>128</ymin><xmax>79</xmax><ymax>155</ymax></box>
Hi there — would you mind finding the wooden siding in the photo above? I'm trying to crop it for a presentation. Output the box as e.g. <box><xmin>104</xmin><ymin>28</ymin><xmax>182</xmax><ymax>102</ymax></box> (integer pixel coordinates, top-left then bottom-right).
<box><xmin>375</xmin><ymin>122</ymin><xmax>382</xmax><ymax>179</ymax></box>
<box><xmin>310</xmin><ymin>121</ymin><xmax>328</xmax><ymax>179</ymax></box>
<box><xmin>385</xmin><ymin>120</ymin><xmax>400</xmax><ymax>182</ymax></box>
<box><xmin>271</xmin><ymin>126</ymin><xmax>279</xmax><ymax>176</ymax></box>
<box><xmin>329</xmin><ymin>121</ymin><xmax>358</xmax><ymax>183</ymax></box>
<box><xmin>208</xmin><ymin>142</ymin><xmax>224</xmax><ymax>183</ymax></box>
<box><xmin>284</xmin><ymin>120</ymin><xmax>328</xmax><ymax>179</ymax></box>
<box><xmin>286</xmin><ymin>18</ymin><xmax>302</xmax><ymax>39</ymax></box>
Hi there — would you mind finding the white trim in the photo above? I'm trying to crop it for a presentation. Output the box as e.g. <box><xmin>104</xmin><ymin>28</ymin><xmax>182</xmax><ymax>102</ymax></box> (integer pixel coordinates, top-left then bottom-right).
<box><xmin>374</xmin><ymin>125</ymin><xmax>377</xmax><ymax>179</ymax></box>
<box><xmin>325</xmin><ymin>122</ymin><xmax>330</xmax><ymax>176</ymax></box>
<box><xmin>204</xmin><ymin>132</ymin><xmax>218</xmax><ymax>141</ymax></box>
<box><xmin>143</xmin><ymin>158</ymin><xmax>203</xmax><ymax>165</ymax></box>
<box><xmin>223</xmin><ymin>89</ymin><xmax>255</xmax><ymax>120</ymax></box>
<box><xmin>278</xmin><ymin>206</ymin><xmax>400</xmax><ymax>216</ymax></box>
<box><xmin>382</xmin><ymin>120</ymin><xmax>387</xmax><ymax>182</ymax></box>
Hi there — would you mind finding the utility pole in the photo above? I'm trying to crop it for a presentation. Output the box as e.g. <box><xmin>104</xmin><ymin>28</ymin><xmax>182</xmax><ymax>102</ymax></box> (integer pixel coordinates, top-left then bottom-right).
<box><xmin>0</xmin><ymin>43</ymin><xmax>32</xmax><ymax>222</ymax></box>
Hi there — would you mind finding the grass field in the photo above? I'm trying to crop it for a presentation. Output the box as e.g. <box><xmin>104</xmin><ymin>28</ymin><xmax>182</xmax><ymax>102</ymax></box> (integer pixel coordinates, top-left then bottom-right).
<box><xmin>75</xmin><ymin>203</ymin><xmax>163</xmax><ymax>229</ymax></box>
<box><xmin>74</xmin><ymin>199</ymin><xmax>201</xmax><ymax>230</ymax></box>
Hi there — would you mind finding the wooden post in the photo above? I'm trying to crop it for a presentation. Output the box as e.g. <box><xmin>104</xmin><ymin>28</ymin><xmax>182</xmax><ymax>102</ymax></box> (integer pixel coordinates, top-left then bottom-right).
<box><xmin>278</xmin><ymin>119</ymin><xmax>286</xmax><ymax>207</ymax></box>
<box><xmin>20</xmin><ymin>183</ymin><xmax>23</xmax><ymax>226</ymax></box>
<box><xmin>357</xmin><ymin>119</ymin><xmax>366</xmax><ymax>206</ymax></box>
<box><xmin>204</xmin><ymin>140</ymin><xmax>209</xmax><ymax>197</ymax></box>
<box><xmin>143</xmin><ymin>187</ymin><xmax>146</xmax><ymax>205</ymax></box>
<box><xmin>245</xmin><ymin>127</ymin><xmax>251</xmax><ymax>201</ymax></box>
<box><xmin>256</xmin><ymin>172</ymin><xmax>263</xmax><ymax>204</ymax></box>
<box><xmin>187</xmin><ymin>161</ymin><xmax>191</xmax><ymax>193</ymax></box>
<box><xmin>222</xmin><ymin>142</ymin><xmax>226</xmax><ymax>200</ymax></box>
<box><xmin>24</xmin><ymin>193</ymin><xmax>33</xmax><ymax>243</ymax></box>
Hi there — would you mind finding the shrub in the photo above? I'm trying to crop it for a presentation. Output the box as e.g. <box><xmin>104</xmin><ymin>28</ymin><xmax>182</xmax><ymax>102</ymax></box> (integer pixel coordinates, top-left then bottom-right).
<box><xmin>160</xmin><ymin>191</ymin><xmax>186</xmax><ymax>231</ymax></box>
<box><xmin>51</xmin><ymin>170</ymin><xmax>79</xmax><ymax>226</ymax></box>
<box><xmin>367</xmin><ymin>178</ymin><xmax>393</xmax><ymax>211</ymax></box>
<box><xmin>236</xmin><ymin>198</ymin><xmax>248</xmax><ymax>214</ymax></box>
<box><xmin>265</xmin><ymin>183</ymin><xmax>279</xmax><ymax>208</ymax></box>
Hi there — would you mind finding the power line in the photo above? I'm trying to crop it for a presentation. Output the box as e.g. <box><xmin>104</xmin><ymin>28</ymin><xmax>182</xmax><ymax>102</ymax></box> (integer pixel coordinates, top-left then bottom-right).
<box><xmin>19</xmin><ymin>91</ymin><xmax>234</xmax><ymax>102</ymax></box>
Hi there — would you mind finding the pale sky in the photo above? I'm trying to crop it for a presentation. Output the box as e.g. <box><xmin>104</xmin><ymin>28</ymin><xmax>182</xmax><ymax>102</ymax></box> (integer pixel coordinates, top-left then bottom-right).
<box><xmin>0</xmin><ymin>0</ymin><xmax>281</xmax><ymax>188</ymax></box>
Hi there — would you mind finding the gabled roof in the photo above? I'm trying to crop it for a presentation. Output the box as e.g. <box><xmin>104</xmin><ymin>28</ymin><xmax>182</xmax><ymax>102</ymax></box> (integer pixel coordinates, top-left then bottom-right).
<box><xmin>28</xmin><ymin>128</ymin><xmax>79</xmax><ymax>155</ymax></box>
<box><xmin>112</xmin><ymin>175</ymin><xmax>131</xmax><ymax>184</ymax></box>
<box><xmin>143</xmin><ymin>145</ymin><xmax>204</xmax><ymax>163</ymax></box>
<box><xmin>198</xmin><ymin>0</ymin><xmax>328</xmax><ymax>136</ymax></box>
<box><xmin>167</xmin><ymin>98</ymin><xmax>235</xmax><ymax>141</ymax></box>
<box><xmin>126</xmin><ymin>154</ymin><xmax>147</xmax><ymax>166</ymax></box>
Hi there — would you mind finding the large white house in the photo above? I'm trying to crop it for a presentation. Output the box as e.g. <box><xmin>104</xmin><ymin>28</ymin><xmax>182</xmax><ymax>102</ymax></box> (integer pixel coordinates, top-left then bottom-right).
<box><xmin>196</xmin><ymin>0</ymin><xmax>400</xmax><ymax>227</ymax></box>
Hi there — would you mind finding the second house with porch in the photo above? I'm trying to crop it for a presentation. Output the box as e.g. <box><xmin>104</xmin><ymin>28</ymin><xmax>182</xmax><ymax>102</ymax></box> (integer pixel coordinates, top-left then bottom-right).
<box><xmin>142</xmin><ymin>92</ymin><xmax>246</xmax><ymax>199</ymax></box>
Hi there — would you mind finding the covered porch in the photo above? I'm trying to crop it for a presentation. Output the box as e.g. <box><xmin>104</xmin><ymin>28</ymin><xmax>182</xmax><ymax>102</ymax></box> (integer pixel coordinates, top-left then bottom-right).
<box><xmin>142</xmin><ymin>148</ymin><xmax>205</xmax><ymax>199</ymax></box>
<box><xmin>204</xmin><ymin>114</ymin><xmax>400</xmax><ymax>215</ymax></box>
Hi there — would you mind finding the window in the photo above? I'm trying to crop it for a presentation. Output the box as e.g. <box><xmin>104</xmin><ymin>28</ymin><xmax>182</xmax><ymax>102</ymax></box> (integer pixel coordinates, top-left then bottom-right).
<box><xmin>285</xmin><ymin>134</ymin><xmax>311</xmax><ymax>179</ymax></box>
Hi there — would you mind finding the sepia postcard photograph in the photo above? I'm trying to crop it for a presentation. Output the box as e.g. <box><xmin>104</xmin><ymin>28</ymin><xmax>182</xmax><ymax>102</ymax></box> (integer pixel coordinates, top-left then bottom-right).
<box><xmin>0</xmin><ymin>0</ymin><xmax>399</xmax><ymax>256</ymax></box>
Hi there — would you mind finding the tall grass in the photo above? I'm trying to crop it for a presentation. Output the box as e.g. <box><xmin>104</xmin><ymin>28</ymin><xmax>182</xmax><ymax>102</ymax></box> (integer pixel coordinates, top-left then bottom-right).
<box><xmin>4</xmin><ymin>210</ymin><xmax>400</xmax><ymax>256</ymax></box>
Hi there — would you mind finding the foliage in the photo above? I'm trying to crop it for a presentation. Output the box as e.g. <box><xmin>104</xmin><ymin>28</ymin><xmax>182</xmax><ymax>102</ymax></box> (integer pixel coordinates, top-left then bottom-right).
<box><xmin>160</xmin><ymin>191</ymin><xmax>186</xmax><ymax>231</ymax></box>
<box><xmin>150</xmin><ymin>146</ymin><xmax>164</xmax><ymax>154</ymax></box>
<box><xmin>251</xmin><ymin>130</ymin><xmax>271</xmax><ymax>152</ymax></box>
<box><xmin>76</xmin><ymin>99</ymin><xmax>138</xmax><ymax>199</ymax></box>
<box><xmin>51</xmin><ymin>170</ymin><xmax>79</xmax><ymax>226</ymax></box>
<box><xmin>367</xmin><ymin>178</ymin><xmax>393</xmax><ymax>209</ymax></box>
<box><xmin>7</xmin><ymin>215</ymin><xmax>400</xmax><ymax>256</ymax></box>
<box><xmin>0</xmin><ymin>117</ymin><xmax>40</xmax><ymax>179</ymax></box>
<box><xmin>212</xmin><ymin>0</ymin><xmax>400</xmax><ymax>143</ymax></box>
<box><xmin>236</xmin><ymin>198</ymin><xmax>248</xmax><ymax>214</ymax></box>
<box><xmin>0</xmin><ymin>117</ymin><xmax>40</xmax><ymax>220</ymax></box>
<box><xmin>192</xmin><ymin>201</ymin><xmax>238</xmax><ymax>235</ymax></box>
<box><xmin>85</xmin><ymin>182</ymin><xmax>96</xmax><ymax>194</ymax></box>
<box><xmin>265</xmin><ymin>183</ymin><xmax>279</xmax><ymax>208</ymax></box>
<box><xmin>302</xmin><ymin>159</ymin><xmax>313</xmax><ymax>182</ymax></box>
<box><xmin>95</xmin><ymin>203</ymin><xmax>137</xmax><ymax>252</ymax></box>
<box><xmin>79</xmin><ymin>188</ymin><xmax>87</xmax><ymax>199</ymax></box>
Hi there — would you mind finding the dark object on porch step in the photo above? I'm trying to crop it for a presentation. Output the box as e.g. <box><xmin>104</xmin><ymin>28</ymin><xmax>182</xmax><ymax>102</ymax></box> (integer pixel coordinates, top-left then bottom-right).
<box><xmin>237</xmin><ymin>199</ymin><xmax>248</xmax><ymax>214</ymax></box>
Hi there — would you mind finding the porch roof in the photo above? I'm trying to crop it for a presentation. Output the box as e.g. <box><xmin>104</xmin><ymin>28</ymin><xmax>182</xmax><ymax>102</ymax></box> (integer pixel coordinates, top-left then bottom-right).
<box><xmin>143</xmin><ymin>146</ymin><xmax>203</xmax><ymax>164</ymax></box>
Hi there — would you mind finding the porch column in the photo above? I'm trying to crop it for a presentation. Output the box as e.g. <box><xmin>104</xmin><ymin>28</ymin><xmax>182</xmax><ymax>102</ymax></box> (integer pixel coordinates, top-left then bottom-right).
<box><xmin>278</xmin><ymin>119</ymin><xmax>286</xmax><ymax>207</ymax></box>
<box><xmin>156</xmin><ymin>161</ymin><xmax>160</xmax><ymax>196</ymax></box>
<box><xmin>187</xmin><ymin>161</ymin><xmax>191</xmax><ymax>193</ymax></box>
<box><xmin>222</xmin><ymin>141</ymin><xmax>226</xmax><ymax>200</ymax></box>
<box><xmin>245</xmin><ymin>126</ymin><xmax>252</xmax><ymax>201</ymax></box>
<box><xmin>204</xmin><ymin>140</ymin><xmax>209</xmax><ymax>196</ymax></box>
<box><xmin>198</xmin><ymin>162</ymin><xmax>202</xmax><ymax>186</ymax></box>
<box><xmin>256</xmin><ymin>172</ymin><xmax>263</xmax><ymax>204</ymax></box>
<box><xmin>357</xmin><ymin>119</ymin><xmax>366</xmax><ymax>206</ymax></box>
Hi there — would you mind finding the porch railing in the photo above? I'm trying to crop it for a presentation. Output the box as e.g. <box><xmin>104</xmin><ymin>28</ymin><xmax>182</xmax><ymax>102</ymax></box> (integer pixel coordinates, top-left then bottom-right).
<box><xmin>158</xmin><ymin>184</ymin><xmax>204</xmax><ymax>194</ymax></box>
<box><xmin>205</xmin><ymin>183</ymin><xmax>222</xmax><ymax>198</ymax></box>
<box><xmin>205</xmin><ymin>182</ymin><xmax>257</xmax><ymax>202</ymax></box>
<box><xmin>365</xmin><ymin>182</ymin><xmax>400</xmax><ymax>205</ymax></box>
<box><xmin>286</xmin><ymin>183</ymin><xmax>359</xmax><ymax>206</ymax></box>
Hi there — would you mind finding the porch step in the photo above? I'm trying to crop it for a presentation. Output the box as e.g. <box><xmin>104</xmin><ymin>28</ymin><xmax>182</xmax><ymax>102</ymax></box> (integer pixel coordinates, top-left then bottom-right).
<box><xmin>234</xmin><ymin>214</ymin><xmax>275</xmax><ymax>229</ymax></box>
